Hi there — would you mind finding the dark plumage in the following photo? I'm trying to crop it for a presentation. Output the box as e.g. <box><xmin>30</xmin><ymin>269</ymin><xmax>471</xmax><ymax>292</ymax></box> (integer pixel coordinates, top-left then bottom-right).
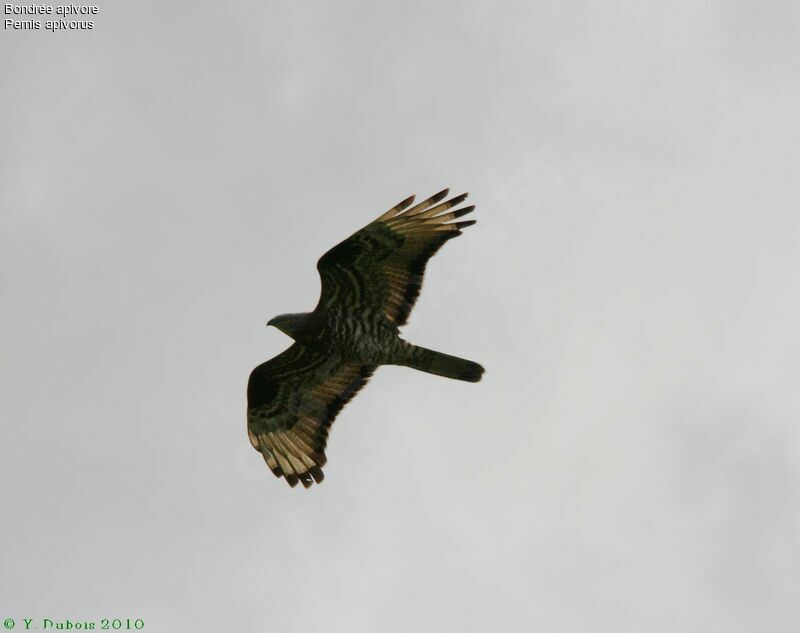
<box><xmin>247</xmin><ymin>189</ymin><xmax>484</xmax><ymax>488</ymax></box>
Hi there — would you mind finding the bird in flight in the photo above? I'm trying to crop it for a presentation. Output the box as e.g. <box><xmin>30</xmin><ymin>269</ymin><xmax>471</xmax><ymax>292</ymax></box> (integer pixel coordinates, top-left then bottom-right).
<box><xmin>247</xmin><ymin>189</ymin><xmax>484</xmax><ymax>488</ymax></box>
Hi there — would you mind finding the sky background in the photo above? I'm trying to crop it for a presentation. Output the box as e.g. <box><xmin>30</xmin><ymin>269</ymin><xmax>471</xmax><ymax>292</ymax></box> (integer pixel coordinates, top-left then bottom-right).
<box><xmin>2</xmin><ymin>1</ymin><xmax>800</xmax><ymax>631</ymax></box>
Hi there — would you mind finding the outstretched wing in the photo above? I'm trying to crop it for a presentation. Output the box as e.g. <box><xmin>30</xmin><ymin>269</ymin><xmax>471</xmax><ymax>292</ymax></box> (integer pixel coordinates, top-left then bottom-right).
<box><xmin>316</xmin><ymin>189</ymin><xmax>476</xmax><ymax>326</ymax></box>
<box><xmin>247</xmin><ymin>343</ymin><xmax>376</xmax><ymax>488</ymax></box>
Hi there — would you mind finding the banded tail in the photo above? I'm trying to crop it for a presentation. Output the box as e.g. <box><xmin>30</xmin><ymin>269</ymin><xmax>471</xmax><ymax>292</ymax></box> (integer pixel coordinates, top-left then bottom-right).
<box><xmin>402</xmin><ymin>345</ymin><xmax>484</xmax><ymax>383</ymax></box>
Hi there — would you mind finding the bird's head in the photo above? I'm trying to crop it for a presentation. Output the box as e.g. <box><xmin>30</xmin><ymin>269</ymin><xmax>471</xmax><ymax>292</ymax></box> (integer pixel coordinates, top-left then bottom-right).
<box><xmin>267</xmin><ymin>312</ymin><xmax>310</xmax><ymax>339</ymax></box>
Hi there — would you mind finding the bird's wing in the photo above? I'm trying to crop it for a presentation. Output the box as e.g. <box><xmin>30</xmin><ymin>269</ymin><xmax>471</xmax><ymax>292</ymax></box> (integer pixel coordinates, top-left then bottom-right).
<box><xmin>315</xmin><ymin>189</ymin><xmax>476</xmax><ymax>326</ymax></box>
<box><xmin>247</xmin><ymin>343</ymin><xmax>375</xmax><ymax>488</ymax></box>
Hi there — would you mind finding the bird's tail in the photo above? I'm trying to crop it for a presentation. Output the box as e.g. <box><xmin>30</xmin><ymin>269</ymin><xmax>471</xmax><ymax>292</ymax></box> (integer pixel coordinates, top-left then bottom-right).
<box><xmin>400</xmin><ymin>345</ymin><xmax>484</xmax><ymax>382</ymax></box>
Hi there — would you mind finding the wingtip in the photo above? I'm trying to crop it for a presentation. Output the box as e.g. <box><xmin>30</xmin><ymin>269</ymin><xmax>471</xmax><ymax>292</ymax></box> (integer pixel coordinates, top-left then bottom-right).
<box><xmin>398</xmin><ymin>194</ymin><xmax>416</xmax><ymax>209</ymax></box>
<box><xmin>378</xmin><ymin>194</ymin><xmax>416</xmax><ymax>221</ymax></box>
<box><xmin>449</xmin><ymin>205</ymin><xmax>475</xmax><ymax>220</ymax></box>
<box><xmin>310</xmin><ymin>465</ymin><xmax>325</xmax><ymax>484</ymax></box>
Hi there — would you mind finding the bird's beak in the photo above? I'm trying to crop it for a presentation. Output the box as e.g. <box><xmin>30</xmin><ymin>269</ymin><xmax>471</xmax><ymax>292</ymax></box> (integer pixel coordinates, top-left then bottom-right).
<box><xmin>266</xmin><ymin>318</ymin><xmax>275</xmax><ymax>328</ymax></box>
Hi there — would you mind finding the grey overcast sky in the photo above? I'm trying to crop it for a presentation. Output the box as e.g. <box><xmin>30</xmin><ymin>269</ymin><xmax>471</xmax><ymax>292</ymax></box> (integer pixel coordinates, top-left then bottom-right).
<box><xmin>2</xmin><ymin>1</ymin><xmax>799</xmax><ymax>631</ymax></box>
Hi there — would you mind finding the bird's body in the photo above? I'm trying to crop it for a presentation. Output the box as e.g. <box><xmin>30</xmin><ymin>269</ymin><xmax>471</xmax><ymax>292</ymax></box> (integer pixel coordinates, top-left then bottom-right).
<box><xmin>272</xmin><ymin>309</ymin><xmax>406</xmax><ymax>364</ymax></box>
<box><xmin>247</xmin><ymin>189</ymin><xmax>484</xmax><ymax>488</ymax></box>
